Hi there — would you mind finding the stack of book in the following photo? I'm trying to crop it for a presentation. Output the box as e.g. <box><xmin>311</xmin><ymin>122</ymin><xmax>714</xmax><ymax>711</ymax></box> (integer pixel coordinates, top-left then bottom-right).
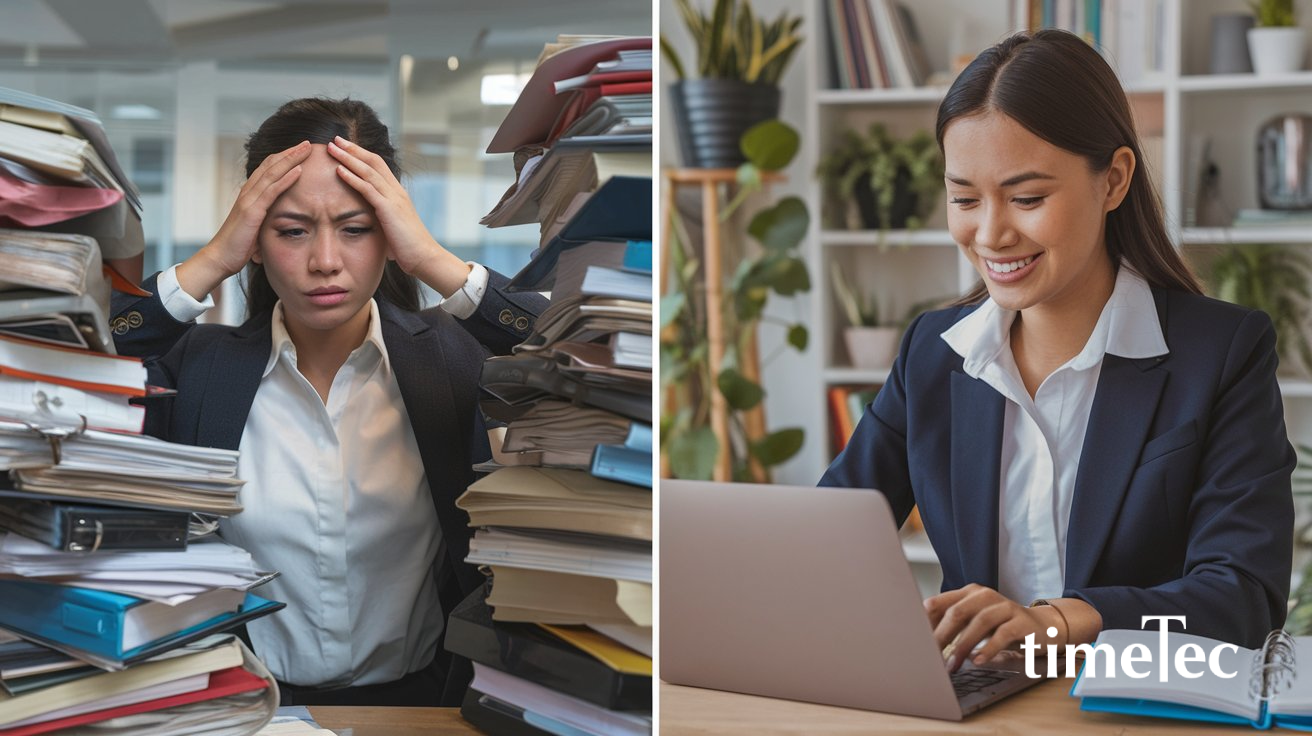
<box><xmin>0</xmin><ymin>87</ymin><xmax>281</xmax><ymax>736</ymax></box>
<box><xmin>827</xmin><ymin>385</ymin><xmax>880</xmax><ymax>454</ymax></box>
<box><xmin>823</xmin><ymin>0</ymin><xmax>931</xmax><ymax>89</ymax></box>
<box><xmin>449</xmin><ymin>34</ymin><xmax>653</xmax><ymax>736</ymax></box>
<box><xmin>1018</xmin><ymin>0</ymin><xmax>1168</xmax><ymax>85</ymax></box>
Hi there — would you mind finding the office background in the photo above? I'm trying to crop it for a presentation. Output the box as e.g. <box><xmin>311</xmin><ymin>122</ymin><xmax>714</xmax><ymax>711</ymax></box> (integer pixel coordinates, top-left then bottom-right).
<box><xmin>660</xmin><ymin>0</ymin><xmax>1312</xmax><ymax>598</ymax></box>
<box><xmin>0</xmin><ymin>0</ymin><xmax>649</xmax><ymax>322</ymax></box>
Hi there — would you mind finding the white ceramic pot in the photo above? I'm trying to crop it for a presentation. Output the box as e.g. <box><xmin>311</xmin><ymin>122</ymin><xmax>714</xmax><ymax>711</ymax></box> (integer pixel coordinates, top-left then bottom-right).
<box><xmin>844</xmin><ymin>326</ymin><xmax>900</xmax><ymax>370</ymax></box>
<box><xmin>1249</xmin><ymin>27</ymin><xmax>1306</xmax><ymax>75</ymax></box>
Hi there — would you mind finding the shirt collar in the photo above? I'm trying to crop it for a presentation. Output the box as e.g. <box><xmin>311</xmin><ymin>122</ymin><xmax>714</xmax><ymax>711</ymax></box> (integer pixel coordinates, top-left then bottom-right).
<box><xmin>941</xmin><ymin>264</ymin><xmax>1167</xmax><ymax>379</ymax></box>
<box><xmin>263</xmin><ymin>298</ymin><xmax>390</xmax><ymax>378</ymax></box>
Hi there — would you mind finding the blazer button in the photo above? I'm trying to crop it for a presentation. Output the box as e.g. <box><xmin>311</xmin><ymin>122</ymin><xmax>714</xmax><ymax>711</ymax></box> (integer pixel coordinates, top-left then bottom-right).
<box><xmin>514</xmin><ymin>316</ymin><xmax>530</xmax><ymax>332</ymax></box>
<box><xmin>126</xmin><ymin>311</ymin><xmax>143</xmax><ymax>328</ymax></box>
<box><xmin>498</xmin><ymin>309</ymin><xmax>514</xmax><ymax>325</ymax></box>
<box><xmin>111</xmin><ymin>317</ymin><xmax>129</xmax><ymax>336</ymax></box>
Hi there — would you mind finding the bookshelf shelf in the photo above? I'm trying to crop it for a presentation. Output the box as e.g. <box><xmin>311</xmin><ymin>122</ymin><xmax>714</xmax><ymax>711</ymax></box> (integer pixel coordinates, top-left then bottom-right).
<box><xmin>1178</xmin><ymin>70</ymin><xmax>1312</xmax><ymax>94</ymax></box>
<box><xmin>821</xmin><ymin>229</ymin><xmax>957</xmax><ymax>247</ymax></box>
<box><xmin>900</xmin><ymin>529</ymin><xmax>938</xmax><ymax>565</ymax></box>
<box><xmin>815</xmin><ymin>86</ymin><xmax>947</xmax><ymax>106</ymax></box>
<box><xmin>824</xmin><ymin>367</ymin><xmax>891</xmax><ymax>384</ymax></box>
<box><xmin>1181</xmin><ymin>228</ymin><xmax>1312</xmax><ymax>245</ymax></box>
<box><xmin>1281</xmin><ymin>380</ymin><xmax>1312</xmax><ymax>399</ymax></box>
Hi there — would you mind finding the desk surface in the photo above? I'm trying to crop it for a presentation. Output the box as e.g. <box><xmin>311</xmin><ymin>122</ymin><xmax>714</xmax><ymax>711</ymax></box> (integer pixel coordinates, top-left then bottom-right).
<box><xmin>661</xmin><ymin>679</ymin><xmax>1252</xmax><ymax>734</ymax></box>
<box><xmin>307</xmin><ymin>707</ymin><xmax>478</xmax><ymax>735</ymax></box>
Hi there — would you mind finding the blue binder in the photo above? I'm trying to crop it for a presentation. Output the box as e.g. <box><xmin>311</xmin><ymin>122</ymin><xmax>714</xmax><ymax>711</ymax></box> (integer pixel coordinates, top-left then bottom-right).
<box><xmin>0</xmin><ymin>579</ymin><xmax>283</xmax><ymax>666</ymax></box>
<box><xmin>507</xmin><ymin>176</ymin><xmax>652</xmax><ymax>292</ymax></box>
<box><xmin>590</xmin><ymin>423</ymin><xmax>652</xmax><ymax>488</ymax></box>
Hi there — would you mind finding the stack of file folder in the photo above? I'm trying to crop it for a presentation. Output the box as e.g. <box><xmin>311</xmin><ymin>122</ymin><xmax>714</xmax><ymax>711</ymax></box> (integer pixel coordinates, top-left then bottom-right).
<box><xmin>450</xmin><ymin>34</ymin><xmax>653</xmax><ymax>736</ymax></box>
<box><xmin>0</xmin><ymin>87</ymin><xmax>282</xmax><ymax>736</ymax></box>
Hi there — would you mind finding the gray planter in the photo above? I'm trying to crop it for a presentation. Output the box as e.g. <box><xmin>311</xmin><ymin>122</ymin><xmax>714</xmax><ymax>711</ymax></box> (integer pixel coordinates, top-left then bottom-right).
<box><xmin>670</xmin><ymin>80</ymin><xmax>781</xmax><ymax>168</ymax></box>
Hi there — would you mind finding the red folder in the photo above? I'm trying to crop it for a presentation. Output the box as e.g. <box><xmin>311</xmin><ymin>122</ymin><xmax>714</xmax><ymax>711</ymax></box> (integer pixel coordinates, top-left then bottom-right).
<box><xmin>0</xmin><ymin>666</ymin><xmax>268</xmax><ymax>736</ymax></box>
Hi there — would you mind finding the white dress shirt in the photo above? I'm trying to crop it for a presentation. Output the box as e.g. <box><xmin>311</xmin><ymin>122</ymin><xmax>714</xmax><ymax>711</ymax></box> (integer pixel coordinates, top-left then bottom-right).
<box><xmin>155</xmin><ymin>262</ymin><xmax>489</xmax><ymax>687</ymax></box>
<box><xmin>939</xmin><ymin>266</ymin><xmax>1168</xmax><ymax>606</ymax></box>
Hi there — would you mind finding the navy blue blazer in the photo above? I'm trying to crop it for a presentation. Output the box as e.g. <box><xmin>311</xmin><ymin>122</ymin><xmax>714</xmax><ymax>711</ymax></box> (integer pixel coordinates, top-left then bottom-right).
<box><xmin>110</xmin><ymin>269</ymin><xmax>546</xmax><ymax>698</ymax></box>
<box><xmin>820</xmin><ymin>287</ymin><xmax>1295</xmax><ymax>648</ymax></box>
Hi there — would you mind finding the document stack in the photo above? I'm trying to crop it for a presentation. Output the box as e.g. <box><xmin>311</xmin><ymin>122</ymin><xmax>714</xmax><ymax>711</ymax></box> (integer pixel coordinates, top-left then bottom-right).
<box><xmin>0</xmin><ymin>88</ymin><xmax>282</xmax><ymax>735</ymax></box>
<box><xmin>450</xmin><ymin>34</ymin><xmax>653</xmax><ymax>736</ymax></box>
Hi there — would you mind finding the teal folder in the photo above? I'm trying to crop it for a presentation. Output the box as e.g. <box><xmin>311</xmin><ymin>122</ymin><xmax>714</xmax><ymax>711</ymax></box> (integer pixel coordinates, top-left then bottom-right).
<box><xmin>0</xmin><ymin>579</ymin><xmax>283</xmax><ymax>666</ymax></box>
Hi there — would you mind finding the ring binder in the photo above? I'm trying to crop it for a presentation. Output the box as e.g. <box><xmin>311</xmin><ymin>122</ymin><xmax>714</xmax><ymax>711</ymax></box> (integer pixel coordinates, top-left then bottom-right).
<box><xmin>16</xmin><ymin>414</ymin><xmax>88</xmax><ymax>465</ymax></box>
<box><xmin>1250</xmin><ymin>629</ymin><xmax>1297</xmax><ymax>703</ymax></box>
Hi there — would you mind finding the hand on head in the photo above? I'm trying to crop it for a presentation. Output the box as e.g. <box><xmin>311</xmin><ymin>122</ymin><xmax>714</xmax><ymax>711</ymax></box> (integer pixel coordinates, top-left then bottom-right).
<box><xmin>327</xmin><ymin>136</ymin><xmax>472</xmax><ymax>297</ymax></box>
<box><xmin>178</xmin><ymin>141</ymin><xmax>312</xmax><ymax>300</ymax></box>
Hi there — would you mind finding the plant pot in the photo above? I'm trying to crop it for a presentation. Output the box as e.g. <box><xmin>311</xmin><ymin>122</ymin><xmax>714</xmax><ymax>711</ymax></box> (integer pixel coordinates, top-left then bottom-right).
<box><xmin>1249</xmin><ymin>27</ymin><xmax>1306</xmax><ymax>75</ymax></box>
<box><xmin>852</xmin><ymin>168</ymin><xmax>919</xmax><ymax>230</ymax></box>
<box><xmin>670</xmin><ymin>80</ymin><xmax>781</xmax><ymax>169</ymax></box>
<box><xmin>844</xmin><ymin>326</ymin><xmax>900</xmax><ymax>370</ymax></box>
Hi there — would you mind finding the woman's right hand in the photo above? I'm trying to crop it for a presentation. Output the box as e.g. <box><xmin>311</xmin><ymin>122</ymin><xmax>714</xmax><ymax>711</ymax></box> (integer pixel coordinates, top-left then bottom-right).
<box><xmin>176</xmin><ymin>141</ymin><xmax>312</xmax><ymax>300</ymax></box>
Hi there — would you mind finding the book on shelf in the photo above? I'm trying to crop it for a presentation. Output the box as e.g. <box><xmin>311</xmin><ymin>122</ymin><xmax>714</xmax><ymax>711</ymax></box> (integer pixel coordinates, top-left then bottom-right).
<box><xmin>827</xmin><ymin>385</ymin><xmax>880</xmax><ymax>453</ymax></box>
<box><xmin>1016</xmin><ymin>0</ymin><xmax>1167</xmax><ymax>85</ymax></box>
<box><xmin>823</xmin><ymin>0</ymin><xmax>926</xmax><ymax>89</ymax></box>
<box><xmin>1073</xmin><ymin>628</ymin><xmax>1312</xmax><ymax>730</ymax></box>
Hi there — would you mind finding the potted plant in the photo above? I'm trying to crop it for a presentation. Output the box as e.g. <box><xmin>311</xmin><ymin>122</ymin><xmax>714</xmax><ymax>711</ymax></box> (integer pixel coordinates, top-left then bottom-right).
<box><xmin>662</xmin><ymin>120</ymin><xmax>812</xmax><ymax>481</ymax></box>
<box><xmin>1211</xmin><ymin>243</ymin><xmax>1312</xmax><ymax>374</ymax></box>
<box><xmin>830</xmin><ymin>263</ymin><xmax>900</xmax><ymax>369</ymax></box>
<box><xmin>661</xmin><ymin>0</ymin><xmax>803</xmax><ymax>168</ymax></box>
<box><xmin>1249</xmin><ymin>0</ymin><xmax>1305</xmax><ymax>74</ymax></box>
<box><xmin>815</xmin><ymin>124</ymin><xmax>943</xmax><ymax>232</ymax></box>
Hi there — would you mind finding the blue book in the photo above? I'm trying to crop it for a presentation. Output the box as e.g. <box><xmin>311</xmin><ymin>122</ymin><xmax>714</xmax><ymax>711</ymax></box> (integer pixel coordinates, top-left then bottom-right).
<box><xmin>1072</xmin><ymin>628</ymin><xmax>1312</xmax><ymax>730</ymax></box>
<box><xmin>0</xmin><ymin>579</ymin><xmax>283</xmax><ymax>666</ymax></box>
<box><xmin>622</xmin><ymin>240</ymin><xmax>652</xmax><ymax>275</ymax></box>
<box><xmin>507</xmin><ymin>176</ymin><xmax>651</xmax><ymax>293</ymax></box>
<box><xmin>590</xmin><ymin>423</ymin><xmax>653</xmax><ymax>488</ymax></box>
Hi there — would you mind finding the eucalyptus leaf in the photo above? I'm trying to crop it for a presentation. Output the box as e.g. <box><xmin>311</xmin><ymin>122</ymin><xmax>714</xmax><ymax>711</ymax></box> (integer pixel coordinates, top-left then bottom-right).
<box><xmin>718</xmin><ymin>368</ymin><xmax>765</xmax><ymax>410</ymax></box>
<box><xmin>669</xmin><ymin>426</ymin><xmax>719</xmax><ymax>480</ymax></box>
<box><xmin>741</xmin><ymin>119</ymin><xmax>800</xmax><ymax>171</ymax></box>
<box><xmin>747</xmin><ymin>196</ymin><xmax>809</xmax><ymax>251</ymax></box>
<box><xmin>750</xmin><ymin>427</ymin><xmax>805</xmax><ymax>465</ymax></box>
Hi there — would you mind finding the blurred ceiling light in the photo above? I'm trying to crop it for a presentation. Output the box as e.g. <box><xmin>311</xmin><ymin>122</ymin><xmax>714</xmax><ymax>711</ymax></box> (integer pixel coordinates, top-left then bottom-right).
<box><xmin>111</xmin><ymin>104</ymin><xmax>162</xmax><ymax>120</ymax></box>
<box><xmin>480</xmin><ymin>73</ymin><xmax>531</xmax><ymax>106</ymax></box>
<box><xmin>399</xmin><ymin>54</ymin><xmax>414</xmax><ymax>89</ymax></box>
<box><xmin>448</xmin><ymin>56</ymin><xmax>459</xmax><ymax>71</ymax></box>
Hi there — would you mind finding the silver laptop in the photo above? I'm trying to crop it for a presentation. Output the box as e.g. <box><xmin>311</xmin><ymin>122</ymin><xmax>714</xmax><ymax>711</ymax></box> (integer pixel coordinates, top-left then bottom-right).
<box><xmin>660</xmin><ymin>481</ymin><xmax>1044</xmax><ymax>721</ymax></box>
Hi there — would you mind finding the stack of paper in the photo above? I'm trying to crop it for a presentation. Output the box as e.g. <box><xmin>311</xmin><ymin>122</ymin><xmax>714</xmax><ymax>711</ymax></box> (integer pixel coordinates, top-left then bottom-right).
<box><xmin>452</xmin><ymin>33</ymin><xmax>652</xmax><ymax>736</ymax></box>
<box><xmin>0</xmin><ymin>635</ymin><xmax>278</xmax><ymax>736</ymax></box>
<box><xmin>480</xmin><ymin>36</ymin><xmax>651</xmax><ymax>242</ymax></box>
<box><xmin>0</xmin><ymin>87</ymin><xmax>282</xmax><ymax>736</ymax></box>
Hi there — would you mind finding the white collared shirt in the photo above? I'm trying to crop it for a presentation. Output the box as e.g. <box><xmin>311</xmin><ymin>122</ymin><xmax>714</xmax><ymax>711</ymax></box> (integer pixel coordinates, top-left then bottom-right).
<box><xmin>939</xmin><ymin>266</ymin><xmax>1168</xmax><ymax>606</ymax></box>
<box><xmin>154</xmin><ymin>264</ymin><xmax>489</xmax><ymax>687</ymax></box>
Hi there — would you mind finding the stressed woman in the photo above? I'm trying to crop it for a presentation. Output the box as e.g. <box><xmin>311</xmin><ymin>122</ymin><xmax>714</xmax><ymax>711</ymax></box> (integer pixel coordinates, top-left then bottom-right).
<box><xmin>110</xmin><ymin>98</ymin><xmax>547</xmax><ymax>705</ymax></box>
<box><xmin>820</xmin><ymin>30</ymin><xmax>1295</xmax><ymax>670</ymax></box>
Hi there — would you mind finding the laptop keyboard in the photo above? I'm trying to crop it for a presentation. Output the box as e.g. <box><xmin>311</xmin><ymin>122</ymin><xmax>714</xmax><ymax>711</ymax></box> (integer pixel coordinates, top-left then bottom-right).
<box><xmin>951</xmin><ymin>669</ymin><xmax>1011</xmax><ymax>698</ymax></box>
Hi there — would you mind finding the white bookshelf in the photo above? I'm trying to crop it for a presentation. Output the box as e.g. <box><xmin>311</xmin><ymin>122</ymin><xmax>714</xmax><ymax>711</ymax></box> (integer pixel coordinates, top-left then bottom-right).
<box><xmin>801</xmin><ymin>0</ymin><xmax>1312</xmax><ymax>582</ymax></box>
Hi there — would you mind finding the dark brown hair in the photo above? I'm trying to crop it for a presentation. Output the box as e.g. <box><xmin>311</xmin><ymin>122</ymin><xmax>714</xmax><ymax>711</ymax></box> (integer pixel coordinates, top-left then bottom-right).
<box><xmin>937</xmin><ymin>29</ymin><xmax>1201</xmax><ymax>305</ymax></box>
<box><xmin>242</xmin><ymin>97</ymin><xmax>420</xmax><ymax>318</ymax></box>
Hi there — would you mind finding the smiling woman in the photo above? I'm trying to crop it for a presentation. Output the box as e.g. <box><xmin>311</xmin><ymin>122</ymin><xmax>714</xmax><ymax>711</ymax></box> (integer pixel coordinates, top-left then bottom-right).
<box><xmin>108</xmin><ymin>97</ymin><xmax>548</xmax><ymax>707</ymax></box>
<box><xmin>820</xmin><ymin>29</ymin><xmax>1296</xmax><ymax>672</ymax></box>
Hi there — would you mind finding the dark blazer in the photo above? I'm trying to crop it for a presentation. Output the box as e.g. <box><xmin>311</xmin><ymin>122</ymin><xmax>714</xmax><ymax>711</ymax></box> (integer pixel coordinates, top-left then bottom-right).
<box><xmin>110</xmin><ymin>269</ymin><xmax>546</xmax><ymax>702</ymax></box>
<box><xmin>819</xmin><ymin>287</ymin><xmax>1295</xmax><ymax>648</ymax></box>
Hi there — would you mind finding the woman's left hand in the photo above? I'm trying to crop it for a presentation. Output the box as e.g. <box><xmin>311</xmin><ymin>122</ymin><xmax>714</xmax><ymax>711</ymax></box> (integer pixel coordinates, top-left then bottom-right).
<box><xmin>327</xmin><ymin>136</ymin><xmax>471</xmax><ymax>296</ymax></box>
<box><xmin>924</xmin><ymin>584</ymin><xmax>1063</xmax><ymax>672</ymax></box>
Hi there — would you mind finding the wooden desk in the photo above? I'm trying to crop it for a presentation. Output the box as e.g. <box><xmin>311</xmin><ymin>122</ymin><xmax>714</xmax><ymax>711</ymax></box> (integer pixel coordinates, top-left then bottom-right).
<box><xmin>662</xmin><ymin>679</ymin><xmax>1251</xmax><ymax>734</ymax></box>
<box><xmin>307</xmin><ymin>706</ymin><xmax>478</xmax><ymax>735</ymax></box>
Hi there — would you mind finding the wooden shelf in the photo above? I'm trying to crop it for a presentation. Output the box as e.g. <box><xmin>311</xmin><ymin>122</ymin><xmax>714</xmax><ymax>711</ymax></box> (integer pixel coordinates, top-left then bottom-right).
<box><xmin>1181</xmin><ymin>227</ymin><xmax>1312</xmax><ymax>245</ymax></box>
<box><xmin>821</xmin><ymin>229</ymin><xmax>957</xmax><ymax>247</ymax></box>
<box><xmin>1178</xmin><ymin>71</ymin><xmax>1312</xmax><ymax>94</ymax></box>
